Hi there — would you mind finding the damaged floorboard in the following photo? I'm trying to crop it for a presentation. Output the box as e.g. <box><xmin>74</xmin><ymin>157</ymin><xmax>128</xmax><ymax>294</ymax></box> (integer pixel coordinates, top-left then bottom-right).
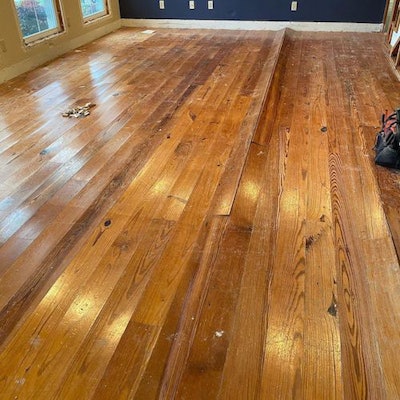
<box><xmin>0</xmin><ymin>28</ymin><xmax>400</xmax><ymax>399</ymax></box>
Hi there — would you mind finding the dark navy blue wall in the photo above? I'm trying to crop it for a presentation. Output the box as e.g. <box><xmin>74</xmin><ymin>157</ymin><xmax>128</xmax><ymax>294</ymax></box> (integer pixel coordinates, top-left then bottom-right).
<box><xmin>119</xmin><ymin>0</ymin><xmax>386</xmax><ymax>23</ymax></box>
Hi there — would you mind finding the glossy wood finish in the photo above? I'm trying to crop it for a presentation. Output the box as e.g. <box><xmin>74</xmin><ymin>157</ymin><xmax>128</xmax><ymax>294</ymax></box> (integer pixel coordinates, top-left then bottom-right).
<box><xmin>0</xmin><ymin>28</ymin><xmax>400</xmax><ymax>399</ymax></box>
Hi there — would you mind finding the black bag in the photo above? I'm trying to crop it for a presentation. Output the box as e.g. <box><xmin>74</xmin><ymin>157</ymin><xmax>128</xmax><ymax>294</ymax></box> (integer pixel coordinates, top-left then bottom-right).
<box><xmin>374</xmin><ymin>109</ymin><xmax>400</xmax><ymax>169</ymax></box>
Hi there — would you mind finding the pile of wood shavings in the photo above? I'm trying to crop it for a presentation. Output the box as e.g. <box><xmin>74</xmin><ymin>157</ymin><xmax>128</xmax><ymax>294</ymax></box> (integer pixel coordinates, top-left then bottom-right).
<box><xmin>62</xmin><ymin>102</ymin><xmax>96</xmax><ymax>118</ymax></box>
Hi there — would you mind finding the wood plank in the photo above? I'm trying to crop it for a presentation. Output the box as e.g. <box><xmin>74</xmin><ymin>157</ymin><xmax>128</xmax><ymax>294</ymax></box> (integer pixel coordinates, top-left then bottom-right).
<box><xmin>259</xmin><ymin>35</ymin><xmax>308</xmax><ymax>398</ymax></box>
<box><xmin>324</xmin><ymin>35</ymin><xmax>390</xmax><ymax>399</ymax></box>
<box><xmin>212</xmin><ymin>29</ymin><xmax>287</xmax><ymax>216</ymax></box>
<box><xmin>301</xmin><ymin>39</ymin><xmax>342</xmax><ymax>399</ymax></box>
<box><xmin>217</xmin><ymin>132</ymin><xmax>282</xmax><ymax>399</ymax></box>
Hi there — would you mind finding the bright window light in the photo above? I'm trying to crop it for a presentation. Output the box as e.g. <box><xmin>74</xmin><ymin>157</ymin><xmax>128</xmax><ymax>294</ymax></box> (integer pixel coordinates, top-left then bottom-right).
<box><xmin>13</xmin><ymin>0</ymin><xmax>62</xmax><ymax>42</ymax></box>
<box><xmin>80</xmin><ymin>0</ymin><xmax>108</xmax><ymax>21</ymax></box>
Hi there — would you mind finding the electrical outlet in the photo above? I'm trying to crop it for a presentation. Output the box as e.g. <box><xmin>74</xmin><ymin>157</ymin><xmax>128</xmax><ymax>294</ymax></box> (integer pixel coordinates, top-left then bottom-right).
<box><xmin>189</xmin><ymin>0</ymin><xmax>195</xmax><ymax>9</ymax></box>
<box><xmin>208</xmin><ymin>0</ymin><xmax>213</xmax><ymax>9</ymax></box>
<box><xmin>159</xmin><ymin>0</ymin><xmax>165</xmax><ymax>9</ymax></box>
<box><xmin>291</xmin><ymin>1</ymin><xmax>297</xmax><ymax>11</ymax></box>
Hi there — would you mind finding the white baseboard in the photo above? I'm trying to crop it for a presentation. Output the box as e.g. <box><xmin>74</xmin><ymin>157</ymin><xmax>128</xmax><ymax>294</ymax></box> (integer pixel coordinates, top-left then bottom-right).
<box><xmin>0</xmin><ymin>20</ymin><xmax>122</xmax><ymax>84</ymax></box>
<box><xmin>122</xmin><ymin>18</ymin><xmax>383</xmax><ymax>32</ymax></box>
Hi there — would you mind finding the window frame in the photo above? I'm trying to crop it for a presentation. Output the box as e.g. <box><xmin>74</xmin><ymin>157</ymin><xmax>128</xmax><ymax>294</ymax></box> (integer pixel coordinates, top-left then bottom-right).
<box><xmin>79</xmin><ymin>0</ymin><xmax>109</xmax><ymax>24</ymax></box>
<box><xmin>13</xmin><ymin>0</ymin><xmax>65</xmax><ymax>45</ymax></box>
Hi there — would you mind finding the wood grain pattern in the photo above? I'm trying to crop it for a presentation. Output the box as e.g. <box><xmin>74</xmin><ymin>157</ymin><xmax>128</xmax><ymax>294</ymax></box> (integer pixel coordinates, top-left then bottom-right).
<box><xmin>0</xmin><ymin>27</ymin><xmax>400</xmax><ymax>399</ymax></box>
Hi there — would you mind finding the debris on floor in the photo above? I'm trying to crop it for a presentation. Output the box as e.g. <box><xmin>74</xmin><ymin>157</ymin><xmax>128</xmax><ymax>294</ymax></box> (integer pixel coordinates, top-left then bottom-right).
<box><xmin>215</xmin><ymin>330</ymin><xmax>224</xmax><ymax>338</ymax></box>
<box><xmin>62</xmin><ymin>102</ymin><xmax>96</xmax><ymax>118</ymax></box>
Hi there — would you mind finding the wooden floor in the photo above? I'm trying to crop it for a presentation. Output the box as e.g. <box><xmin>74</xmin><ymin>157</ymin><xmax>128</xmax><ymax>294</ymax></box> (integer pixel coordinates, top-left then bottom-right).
<box><xmin>1</xmin><ymin>27</ymin><xmax>400</xmax><ymax>399</ymax></box>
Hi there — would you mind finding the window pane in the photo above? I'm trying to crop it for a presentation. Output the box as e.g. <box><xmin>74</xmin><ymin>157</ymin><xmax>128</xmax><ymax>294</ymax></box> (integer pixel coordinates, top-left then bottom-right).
<box><xmin>80</xmin><ymin>0</ymin><xmax>106</xmax><ymax>18</ymax></box>
<box><xmin>14</xmin><ymin>0</ymin><xmax>58</xmax><ymax>38</ymax></box>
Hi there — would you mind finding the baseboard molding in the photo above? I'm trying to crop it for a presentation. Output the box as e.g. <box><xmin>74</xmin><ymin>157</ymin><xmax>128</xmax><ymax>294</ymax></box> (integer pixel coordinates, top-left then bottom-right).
<box><xmin>0</xmin><ymin>19</ymin><xmax>122</xmax><ymax>84</ymax></box>
<box><xmin>122</xmin><ymin>18</ymin><xmax>383</xmax><ymax>32</ymax></box>
<box><xmin>385</xmin><ymin>52</ymin><xmax>400</xmax><ymax>81</ymax></box>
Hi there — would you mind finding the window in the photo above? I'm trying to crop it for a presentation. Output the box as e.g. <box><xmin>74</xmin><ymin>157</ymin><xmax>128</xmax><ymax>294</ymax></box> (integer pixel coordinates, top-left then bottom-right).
<box><xmin>80</xmin><ymin>0</ymin><xmax>108</xmax><ymax>22</ymax></box>
<box><xmin>13</xmin><ymin>0</ymin><xmax>63</xmax><ymax>43</ymax></box>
